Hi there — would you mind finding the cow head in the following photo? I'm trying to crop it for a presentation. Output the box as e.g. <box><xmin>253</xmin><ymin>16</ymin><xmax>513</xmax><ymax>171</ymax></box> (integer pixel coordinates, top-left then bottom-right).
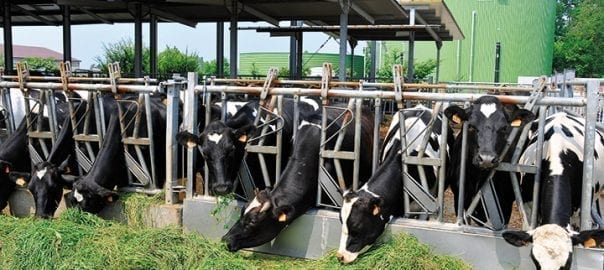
<box><xmin>68</xmin><ymin>179</ymin><xmax>118</xmax><ymax>213</ymax></box>
<box><xmin>25</xmin><ymin>158</ymin><xmax>76</xmax><ymax>218</ymax></box>
<box><xmin>221</xmin><ymin>189</ymin><xmax>287</xmax><ymax>252</ymax></box>
<box><xmin>503</xmin><ymin>224</ymin><xmax>604</xmax><ymax>270</ymax></box>
<box><xmin>445</xmin><ymin>96</ymin><xmax>534</xmax><ymax>169</ymax></box>
<box><xmin>176</xmin><ymin>120</ymin><xmax>254</xmax><ymax>196</ymax></box>
<box><xmin>337</xmin><ymin>190</ymin><xmax>388</xmax><ymax>264</ymax></box>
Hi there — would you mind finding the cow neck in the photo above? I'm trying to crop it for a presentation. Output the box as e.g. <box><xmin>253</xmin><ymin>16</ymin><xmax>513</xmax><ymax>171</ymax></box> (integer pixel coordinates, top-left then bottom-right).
<box><xmin>86</xmin><ymin>114</ymin><xmax>126</xmax><ymax>188</ymax></box>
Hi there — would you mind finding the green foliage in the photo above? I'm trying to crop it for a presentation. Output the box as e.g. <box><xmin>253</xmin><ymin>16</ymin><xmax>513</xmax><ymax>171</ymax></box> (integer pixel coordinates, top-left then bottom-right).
<box><xmin>414</xmin><ymin>59</ymin><xmax>438</xmax><ymax>82</ymax></box>
<box><xmin>200</xmin><ymin>58</ymin><xmax>231</xmax><ymax>77</ymax></box>
<box><xmin>376</xmin><ymin>47</ymin><xmax>437</xmax><ymax>82</ymax></box>
<box><xmin>94</xmin><ymin>38</ymin><xmax>150</xmax><ymax>74</ymax></box>
<box><xmin>0</xmin><ymin>54</ymin><xmax>4</xmax><ymax>67</ymax></box>
<box><xmin>377</xmin><ymin>47</ymin><xmax>404</xmax><ymax>79</ymax></box>
<box><xmin>555</xmin><ymin>0</ymin><xmax>581</xmax><ymax>39</ymax></box>
<box><xmin>553</xmin><ymin>0</ymin><xmax>603</xmax><ymax>77</ymax></box>
<box><xmin>157</xmin><ymin>46</ymin><xmax>201</xmax><ymax>75</ymax></box>
<box><xmin>23</xmin><ymin>57</ymin><xmax>59</xmax><ymax>74</ymax></box>
<box><xmin>0</xmin><ymin>209</ymin><xmax>471</xmax><ymax>269</ymax></box>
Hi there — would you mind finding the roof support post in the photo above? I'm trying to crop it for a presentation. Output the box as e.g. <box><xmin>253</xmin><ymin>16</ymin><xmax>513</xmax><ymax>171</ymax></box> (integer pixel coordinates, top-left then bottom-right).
<box><xmin>349</xmin><ymin>40</ymin><xmax>357</xmax><ymax>79</ymax></box>
<box><xmin>216</xmin><ymin>22</ymin><xmax>224</xmax><ymax>78</ymax></box>
<box><xmin>407</xmin><ymin>31</ymin><xmax>415</xmax><ymax>82</ymax></box>
<box><xmin>338</xmin><ymin>0</ymin><xmax>350</xmax><ymax>81</ymax></box>
<box><xmin>289</xmin><ymin>20</ymin><xmax>297</xmax><ymax>79</ymax></box>
<box><xmin>296</xmin><ymin>30</ymin><xmax>303</xmax><ymax>79</ymax></box>
<box><xmin>369</xmin><ymin>41</ymin><xmax>377</xmax><ymax>82</ymax></box>
<box><xmin>150</xmin><ymin>14</ymin><xmax>158</xmax><ymax>78</ymax></box>
<box><xmin>62</xmin><ymin>5</ymin><xmax>72</xmax><ymax>64</ymax></box>
<box><xmin>3</xmin><ymin>1</ymin><xmax>13</xmax><ymax>74</ymax></box>
<box><xmin>134</xmin><ymin>3</ymin><xmax>143</xmax><ymax>77</ymax></box>
<box><xmin>229</xmin><ymin>1</ymin><xmax>238</xmax><ymax>79</ymax></box>
<box><xmin>435</xmin><ymin>41</ymin><xmax>442</xmax><ymax>83</ymax></box>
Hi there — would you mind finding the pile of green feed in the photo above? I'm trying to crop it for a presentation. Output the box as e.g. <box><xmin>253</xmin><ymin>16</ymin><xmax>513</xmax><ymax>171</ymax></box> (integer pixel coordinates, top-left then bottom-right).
<box><xmin>0</xmin><ymin>209</ymin><xmax>471</xmax><ymax>269</ymax></box>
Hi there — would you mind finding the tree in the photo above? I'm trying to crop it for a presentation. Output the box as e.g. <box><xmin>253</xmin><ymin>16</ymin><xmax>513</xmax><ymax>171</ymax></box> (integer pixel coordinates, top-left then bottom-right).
<box><xmin>555</xmin><ymin>0</ymin><xmax>580</xmax><ymax>39</ymax></box>
<box><xmin>553</xmin><ymin>0</ymin><xmax>603</xmax><ymax>77</ymax></box>
<box><xmin>94</xmin><ymin>38</ymin><xmax>150</xmax><ymax>75</ymax></box>
<box><xmin>23</xmin><ymin>57</ymin><xmax>59</xmax><ymax>74</ymax></box>
<box><xmin>200</xmin><ymin>58</ymin><xmax>230</xmax><ymax>77</ymax></box>
<box><xmin>158</xmin><ymin>46</ymin><xmax>200</xmax><ymax>75</ymax></box>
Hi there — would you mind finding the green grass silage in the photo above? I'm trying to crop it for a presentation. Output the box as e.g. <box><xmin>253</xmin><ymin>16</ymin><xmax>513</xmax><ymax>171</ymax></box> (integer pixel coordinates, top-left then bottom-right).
<box><xmin>0</xmin><ymin>209</ymin><xmax>471</xmax><ymax>270</ymax></box>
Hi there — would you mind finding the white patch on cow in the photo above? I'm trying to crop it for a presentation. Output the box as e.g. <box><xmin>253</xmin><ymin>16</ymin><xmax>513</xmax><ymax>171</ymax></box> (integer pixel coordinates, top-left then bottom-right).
<box><xmin>207</xmin><ymin>133</ymin><xmax>223</xmax><ymax>144</ymax></box>
<box><xmin>479</xmin><ymin>103</ymin><xmax>497</xmax><ymax>118</ymax></box>
<box><xmin>382</xmin><ymin>106</ymin><xmax>440</xmax><ymax>162</ymax></box>
<box><xmin>244</xmin><ymin>197</ymin><xmax>262</xmax><ymax>215</ymax></box>
<box><xmin>360</xmin><ymin>185</ymin><xmax>379</xmax><ymax>198</ymax></box>
<box><xmin>73</xmin><ymin>189</ymin><xmax>84</xmax><ymax>202</ymax></box>
<box><xmin>36</xmin><ymin>168</ymin><xmax>48</xmax><ymax>179</ymax></box>
<box><xmin>252</xmin><ymin>108</ymin><xmax>258</xmax><ymax>118</ymax></box>
<box><xmin>338</xmin><ymin>196</ymin><xmax>359</xmax><ymax>263</ymax></box>
<box><xmin>300</xmin><ymin>97</ymin><xmax>319</xmax><ymax>111</ymax></box>
<box><xmin>299</xmin><ymin>120</ymin><xmax>321</xmax><ymax>129</ymax></box>
<box><xmin>529</xmin><ymin>224</ymin><xmax>573</xmax><ymax>270</ymax></box>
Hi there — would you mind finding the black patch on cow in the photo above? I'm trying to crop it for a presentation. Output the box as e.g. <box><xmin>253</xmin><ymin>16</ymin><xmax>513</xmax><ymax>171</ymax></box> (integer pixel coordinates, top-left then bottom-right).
<box><xmin>573</xmin><ymin>126</ymin><xmax>584</xmax><ymax>137</ymax></box>
<box><xmin>561</xmin><ymin>125</ymin><xmax>573</xmax><ymax>138</ymax></box>
<box><xmin>544</xmin><ymin>127</ymin><xmax>555</xmax><ymax>141</ymax></box>
<box><xmin>594</xmin><ymin>150</ymin><xmax>599</xmax><ymax>160</ymax></box>
<box><xmin>566</xmin><ymin>114</ymin><xmax>583</xmax><ymax>126</ymax></box>
<box><xmin>599</xmin><ymin>132</ymin><xmax>604</xmax><ymax>147</ymax></box>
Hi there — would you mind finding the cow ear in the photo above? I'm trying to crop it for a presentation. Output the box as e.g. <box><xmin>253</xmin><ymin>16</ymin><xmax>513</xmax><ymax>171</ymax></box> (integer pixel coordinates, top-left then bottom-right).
<box><xmin>58</xmin><ymin>155</ymin><xmax>72</xmax><ymax>174</ymax></box>
<box><xmin>9</xmin><ymin>172</ymin><xmax>30</xmax><ymax>187</ymax></box>
<box><xmin>0</xmin><ymin>160</ymin><xmax>13</xmax><ymax>174</ymax></box>
<box><xmin>274</xmin><ymin>205</ymin><xmax>295</xmax><ymax>223</ymax></box>
<box><xmin>235</xmin><ymin>124</ymin><xmax>256</xmax><ymax>143</ymax></box>
<box><xmin>444</xmin><ymin>105</ymin><xmax>469</xmax><ymax>124</ymax></box>
<box><xmin>571</xmin><ymin>229</ymin><xmax>604</xmax><ymax>248</ymax></box>
<box><xmin>502</xmin><ymin>230</ymin><xmax>533</xmax><ymax>247</ymax></box>
<box><xmin>509</xmin><ymin>109</ymin><xmax>535</xmax><ymax>127</ymax></box>
<box><xmin>369</xmin><ymin>197</ymin><xmax>383</xmax><ymax>216</ymax></box>
<box><xmin>176</xmin><ymin>131</ymin><xmax>200</xmax><ymax>148</ymax></box>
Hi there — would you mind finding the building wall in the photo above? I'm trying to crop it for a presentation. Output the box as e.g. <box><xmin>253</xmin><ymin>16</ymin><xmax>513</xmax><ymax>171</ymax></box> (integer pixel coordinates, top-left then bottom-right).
<box><xmin>384</xmin><ymin>0</ymin><xmax>556</xmax><ymax>83</ymax></box>
<box><xmin>240</xmin><ymin>52</ymin><xmax>364</xmax><ymax>78</ymax></box>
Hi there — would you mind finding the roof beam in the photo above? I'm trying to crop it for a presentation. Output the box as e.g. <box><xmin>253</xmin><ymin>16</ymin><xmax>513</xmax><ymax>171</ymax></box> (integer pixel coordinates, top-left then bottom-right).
<box><xmin>241</xmin><ymin>4</ymin><xmax>279</xmax><ymax>26</ymax></box>
<box><xmin>149</xmin><ymin>7</ymin><xmax>197</xmax><ymax>28</ymax></box>
<box><xmin>77</xmin><ymin>7</ymin><xmax>113</xmax><ymax>24</ymax></box>
<box><xmin>325</xmin><ymin>0</ymin><xmax>374</xmax><ymax>24</ymax></box>
<box><xmin>414</xmin><ymin>11</ymin><xmax>440</xmax><ymax>42</ymax></box>
<box><xmin>12</xmin><ymin>5</ymin><xmax>59</xmax><ymax>26</ymax></box>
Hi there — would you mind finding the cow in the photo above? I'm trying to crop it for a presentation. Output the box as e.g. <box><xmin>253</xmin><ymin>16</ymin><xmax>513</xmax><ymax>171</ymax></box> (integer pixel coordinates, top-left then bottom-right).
<box><xmin>67</xmin><ymin>95</ymin><xmax>167</xmax><ymax>213</ymax></box>
<box><xmin>503</xmin><ymin>225</ymin><xmax>604</xmax><ymax>270</ymax></box>
<box><xmin>176</xmin><ymin>97</ymin><xmax>320</xmax><ymax>196</ymax></box>
<box><xmin>221</xmin><ymin>105</ymin><xmax>374</xmax><ymax>252</ymax></box>
<box><xmin>337</xmin><ymin>105</ymin><xmax>447</xmax><ymax>264</ymax></box>
<box><xmin>498</xmin><ymin>112</ymin><xmax>604</xmax><ymax>269</ymax></box>
<box><xmin>444</xmin><ymin>95</ymin><xmax>535</xmax><ymax>225</ymax></box>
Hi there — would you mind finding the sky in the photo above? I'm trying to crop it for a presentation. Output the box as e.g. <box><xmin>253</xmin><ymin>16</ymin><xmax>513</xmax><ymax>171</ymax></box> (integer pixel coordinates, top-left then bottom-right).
<box><xmin>2</xmin><ymin>22</ymin><xmax>366</xmax><ymax>69</ymax></box>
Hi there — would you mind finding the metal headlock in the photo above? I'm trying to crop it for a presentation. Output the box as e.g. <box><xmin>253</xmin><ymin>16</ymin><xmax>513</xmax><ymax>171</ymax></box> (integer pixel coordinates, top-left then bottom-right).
<box><xmin>0</xmin><ymin>87</ymin><xmax>15</xmax><ymax>142</ymax></box>
<box><xmin>316</xmin><ymin>63</ymin><xmax>365</xmax><ymax>209</ymax></box>
<box><xmin>236</xmin><ymin>67</ymin><xmax>283</xmax><ymax>201</ymax></box>
<box><xmin>460</xmin><ymin>77</ymin><xmax>547</xmax><ymax>230</ymax></box>
<box><xmin>67</xmin><ymin>91</ymin><xmax>105</xmax><ymax>174</ymax></box>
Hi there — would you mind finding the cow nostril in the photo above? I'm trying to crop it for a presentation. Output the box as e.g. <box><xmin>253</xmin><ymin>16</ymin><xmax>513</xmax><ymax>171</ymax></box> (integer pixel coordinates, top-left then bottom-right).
<box><xmin>213</xmin><ymin>184</ymin><xmax>232</xmax><ymax>195</ymax></box>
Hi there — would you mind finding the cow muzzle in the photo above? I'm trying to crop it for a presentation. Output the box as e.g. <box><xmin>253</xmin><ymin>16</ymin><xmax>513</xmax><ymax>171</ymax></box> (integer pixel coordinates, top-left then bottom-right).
<box><xmin>336</xmin><ymin>250</ymin><xmax>358</xmax><ymax>264</ymax></box>
<box><xmin>213</xmin><ymin>183</ymin><xmax>233</xmax><ymax>196</ymax></box>
<box><xmin>475</xmin><ymin>154</ymin><xmax>499</xmax><ymax>169</ymax></box>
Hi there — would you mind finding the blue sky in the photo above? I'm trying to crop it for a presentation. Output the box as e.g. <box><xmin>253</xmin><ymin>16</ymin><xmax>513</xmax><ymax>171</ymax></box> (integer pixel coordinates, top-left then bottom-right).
<box><xmin>2</xmin><ymin>22</ymin><xmax>364</xmax><ymax>69</ymax></box>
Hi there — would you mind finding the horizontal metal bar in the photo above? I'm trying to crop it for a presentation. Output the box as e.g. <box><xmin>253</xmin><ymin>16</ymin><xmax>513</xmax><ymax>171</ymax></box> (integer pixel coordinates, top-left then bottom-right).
<box><xmin>122</xmin><ymin>137</ymin><xmax>151</xmax><ymax>145</ymax></box>
<box><xmin>246</xmin><ymin>145</ymin><xmax>278</xmax><ymax>155</ymax></box>
<box><xmin>1</xmin><ymin>75</ymin><xmax>157</xmax><ymax>84</ymax></box>
<box><xmin>240</xmin><ymin>24</ymin><xmax>442</xmax><ymax>32</ymax></box>
<box><xmin>496</xmin><ymin>163</ymin><xmax>539</xmax><ymax>174</ymax></box>
<box><xmin>322</xmin><ymin>150</ymin><xmax>355</xmax><ymax>160</ymax></box>
<box><xmin>0</xmin><ymin>81</ymin><xmax>160</xmax><ymax>93</ymax></box>
<box><xmin>73</xmin><ymin>134</ymin><xmax>101</xmax><ymax>142</ymax></box>
<box><xmin>27</xmin><ymin>132</ymin><xmax>54</xmax><ymax>139</ymax></box>
<box><xmin>404</xmin><ymin>156</ymin><xmax>442</xmax><ymax>167</ymax></box>
<box><xmin>196</xmin><ymin>86</ymin><xmax>587</xmax><ymax>107</ymax></box>
<box><xmin>117</xmin><ymin>187</ymin><xmax>163</xmax><ymax>195</ymax></box>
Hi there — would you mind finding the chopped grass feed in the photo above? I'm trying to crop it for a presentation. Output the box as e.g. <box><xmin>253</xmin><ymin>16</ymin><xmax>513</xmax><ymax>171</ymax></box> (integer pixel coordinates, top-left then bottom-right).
<box><xmin>0</xmin><ymin>209</ymin><xmax>471</xmax><ymax>269</ymax></box>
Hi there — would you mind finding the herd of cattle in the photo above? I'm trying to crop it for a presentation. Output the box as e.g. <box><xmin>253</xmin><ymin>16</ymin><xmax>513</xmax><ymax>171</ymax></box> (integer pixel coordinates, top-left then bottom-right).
<box><xmin>0</xmin><ymin>88</ymin><xmax>603</xmax><ymax>269</ymax></box>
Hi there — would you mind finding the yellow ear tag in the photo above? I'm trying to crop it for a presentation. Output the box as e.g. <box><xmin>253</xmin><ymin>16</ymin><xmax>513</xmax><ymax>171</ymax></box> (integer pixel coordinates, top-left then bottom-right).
<box><xmin>372</xmin><ymin>206</ymin><xmax>380</xmax><ymax>216</ymax></box>
<box><xmin>107</xmin><ymin>196</ymin><xmax>114</xmax><ymax>203</ymax></box>
<box><xmin>452</xmin><ymin>115</ymin><xmax>462</xmax><ymax>124</ymax></box>
<box><xmin>278</xmin><ymin>213</ymin><xmax>287</xmax><ymax>222</ymax></box>
<box><xmin>162</xmin><ymin>98</ymin><xmax>168</xmax><ymax>106</ymax></box>
<box><xmin>239</xmin><ymin>134</ymin><xmax>248</xmax><ymax>143</ymax></box>
<box><xmin>511</xmin><ymin>119</ymin><xmax>522</xmax><ymax>127</ymax></box>
<box><xmin>584</xmin><ymin>238</ymin><xmax>597</xmax><ymax>248</ymax></box>
<box><xmin>186</xmin><ymin>140</ymin><xmax>197</xmax><ymax>148</ymax></box>
<box><xmin>16</xmin><ymin>178</ymin><xmax>26</xmax><ymax>187</ymax></box>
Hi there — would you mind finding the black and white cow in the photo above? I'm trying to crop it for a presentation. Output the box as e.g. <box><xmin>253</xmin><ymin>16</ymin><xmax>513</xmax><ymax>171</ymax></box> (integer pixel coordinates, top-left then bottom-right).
<box><xmin>222</xmin><ymin>106</ymin><xmax>374</xmax><ymax>252</ymax></box>
<box><xmin>337</xmin><ymin>105</ymin><xmax>446</xmax><ymax>264</ymax></box>
<box><xmin>67</xmin><ymin>95</ymin><xmax>167</xmax><ymax>213</ymax></box>
<box><xmin>497</xmin><ymin>112</ymin><xmax>604</xmax><ymax>269</ymax></box>
<box><xmin>176</xmin><ymin>97</ymin><xmax>320</xmax><ymax>196</ymax></box>
<box><xmin>503</xmin><ymin>224</ymin><xmax>604</xmax><ymax>270</ymax></box>
<box><xmin>444</xmin><ymin>95</ymin><xmax>535</xmax><ymax>225</ymax></box>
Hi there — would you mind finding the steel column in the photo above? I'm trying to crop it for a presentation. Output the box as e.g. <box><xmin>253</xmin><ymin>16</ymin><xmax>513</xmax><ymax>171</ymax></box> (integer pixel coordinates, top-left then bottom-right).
<box><xmin>229</xmin><ymin>1</ymin><xmax>238</xmax><ymax>79</ymax></box>
<box><xmin>185</xmin><ymin>72</ymin><xmax>199</xmax><ymax>199</ymax></box>
<box><xmin>3</xmin><ymin>1</ymin><xmax>13</xmax><ymax>74</ymax></box>
<box><xmin>150</xmin><ymin>15</ymin><xmax>158</xmax><ymax>78</ymax></box>
<box><xmin>338</xmin><ymin>1</ymin><xmax>350</xmax><ymax>81</ymax></box>
<box><xmin>435</xmin><ymin>41</ymin><xmax>442</xmax><ymax>83</ymax></box>
<box><xmin>407</xmin><ymin>31</ymin><xmax>415</xmax><ymax>82</ymax></box>
<box><xmin>133</xmin><ymin>3</ymin><xmax>143</xmax><ymax>77</ymax></box>
<box><xmin>165</xmin><ymin>80</ymin><xmax>181</xmax><ymax>204</ymax></box>
<box><xmin>289</xmin><ymin>20</ymin><xmax>297</xmax><ymax>79</ymax></box>
<box><xmin>580</xmin><ymin>80</ymin><xmax>599</xmax><ymax>230</ymax></box>
<box><xmin>369</xmin><ymin>41</ymin><xmax>377</xmax><ymax>82</ymax></box>
<box><xmin>217</xmin><ymin>22</ymin><xmax>225</xmax><ymax>78</ymax></box>
<box><xmin>296</xmin><ymin>29</ymin><xmax>303</xmax><ymax>79</ymax></box>
<box><xmin>62</xmin><ymin>5</ymin><xmax>72</xmax><ymax>64</ymax></box>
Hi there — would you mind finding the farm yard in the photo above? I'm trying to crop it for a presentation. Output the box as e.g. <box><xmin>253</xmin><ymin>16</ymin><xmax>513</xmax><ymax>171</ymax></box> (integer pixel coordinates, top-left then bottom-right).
<box><xmin>1</xmin><ymin>0</ymin><xmax>604</xmax><ymax>269</ymax></box>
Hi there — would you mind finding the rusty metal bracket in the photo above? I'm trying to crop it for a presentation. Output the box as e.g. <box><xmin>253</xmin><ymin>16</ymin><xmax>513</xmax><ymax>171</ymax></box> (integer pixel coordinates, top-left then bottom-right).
<box><xmin>259</xmin><ymin>67</ymin><xmax>278</xmax><ymax>107</ymax></box>
<box><xmin>108</xmin><ymin>62</ymin><xmax>121</xmax><ymax>94</ymax></box>
<box><xmin>60</xmin><ymin>61</ymin><xmax>72</xmax><ymax>92</ymax></box>
<box><xmin>321</xmin><ymin>63</ymin><xmax>332</xmax><ymax>105</ymax></box>
<box><xmin>16</xmin><ymin>62</ymin><xmax>30</xmax><ymax>92</ymax></box>
<box><xmin>393</xmin><ymin>64</ymin><xmax>404</xmax><ymax>110</ymax></box>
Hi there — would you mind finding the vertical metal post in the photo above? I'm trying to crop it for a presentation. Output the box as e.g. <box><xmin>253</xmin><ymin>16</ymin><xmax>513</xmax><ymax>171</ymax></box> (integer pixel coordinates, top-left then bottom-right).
<box><xmin>338</xmin><ymin>1</ymin><xmax>349</xmax><ymax>81</ymax></box>
<box><xmin>217</xmin><ymin>23</ymin><xmax>225</xmax><ymax>78</ymax></box>
<box><xmin>134</xmin><ymin>3</ymin><xmax>143</xmax><ymax>77</ymax></box>
<box><xmin>165</xmin><ymin>80</ymin><xmax>180</xmax><ymax>204</ymax></box>
<box><xmin>185</xmin><ymin>72</ymin><xmax>199</xmax><ymax>199</ymax></box>
<box><xmin>407</xmin><ymin>32</ymin><xmax>415</xmax><ymax>83</ymax></box>
<box><xmin>494</xmin><ymin>42</ymin><xmax>501</xmax><ymax>83</ymax></box>
<box><xmin>150</xmin><ymin>15</ymin><xmax>158</xmax><ymax>78</ymax></box>
<box><xmin>469</xmin><ymin>10</ymin><xmax>477</xmax><ymax>82</ymax></box>
<box><xmin>289</xmin><ymin>20</ymin><xmax>297</xmax><ymax>79</ymax></box>
<box><xmin>229</xmin><ymin>1</ymin><xmax>238</xmax><ymax>79</ymax></box>
<box><xmin>3</xmin><ymin>1</ymin><xmax>13</xmax><ymax>74</ymax></box>
<box><xmin>370</xmin><ymin>41</ymin><xmax>377</xmax><ymax>82</ymax></box>
<box><xmin>372</xmin><ymin>97</ymin><xmax>381</xmax><ymax>173</ymax></box>
<box><xmin>293</xmin><ymin>95</ymin><xmax>299</xmax><ymax>141</ymax></box>
<box><xmin>530</xmin><ymin>105</ymin><xmax>547</xmax><ymax>228</ymax></box>
<box><xmin>435</xmin><ymin>41</ymin><xmax>442</xmax><ymax>83</ymax></box>
<box><xmin>580</xmin><ymin>80</ymin><xmax>599</xmax><ymax>230</ymax></box>
<box><xmin>437</xmin><ymin>103</ymin><xmax>449</xmax><ymax>221</ymax></box>
<box><xmin>296</xmin><ymin>27</ymin><xmax>303</xmax><ymax>79</ymax></box>
<box><xmin>349</xmin><ymin>42</ymin><xmax>356</xmax><ymax>79</ymax></box>
<box><xmin>456</xmin><ymin>104</ymin><xmax>470</xmax><ymax>225</ymax></box>
<box><xmin>62</xmin><ymin>5</ymin><xmax>72</xmax><ymax>64</ymax></box>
